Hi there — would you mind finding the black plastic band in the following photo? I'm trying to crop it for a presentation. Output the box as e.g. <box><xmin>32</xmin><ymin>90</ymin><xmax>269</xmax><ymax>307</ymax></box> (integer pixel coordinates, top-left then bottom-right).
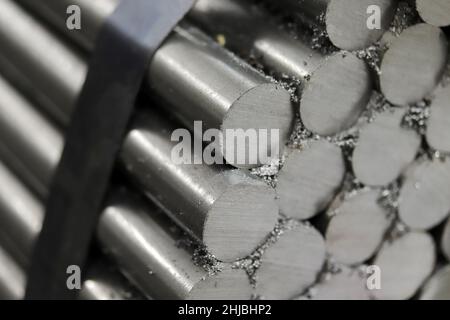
<box><xmin>25</xmin><ymin>0</ymin><xmax>194</xmax><ymax>299</ymax></box>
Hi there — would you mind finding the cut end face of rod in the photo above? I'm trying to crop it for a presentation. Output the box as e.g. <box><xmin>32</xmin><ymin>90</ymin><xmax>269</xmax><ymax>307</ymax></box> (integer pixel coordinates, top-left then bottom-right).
<box><xmin>305</xmin><ymin>267</ymin><xmax>370</xmax><ymax>300</ymax></box>
<box><xmin>352</xmin><ymin>107</ymin><xmax>421</xmax><ymax>187</ymax></box>
<box><xmin>255</xmin><ymin>223</ymin><xmax>326</xmax><ymax>299</ymax></box>
<box><xmin>399</xmin><ymin>159</ymin><xmax>450</xmax><ymax>230</ymax></box>
<box><xmin>300</xmin><ymin>52</ymin><xmax>373</xmax><ymax>136</ymax></box>
<box><xmin>416</xmin><ymin>0</ymin><xmax>450</xmax><ymax>27</ymax></box>
<box><xmin>373</xmin><ymin>232</ymin><xmax>436</xmax><ymax>300</ymax></box>
<box><xmin>419</xmin><ymin>265</ymin><xmax>450</xmax><ymax>300</ymax></box>
<box><xmin>221</xmin><ymin>83</ymin><xmax>294</xmax><ymax>169</ymax></box>
<box><xmin>326</xmin><ymin>0</ymin><xmax>397</xmax><ymax>50</ymax></box>
<box><xmin>426</xmin><ymin>83</ymin><xmax>450</xmax><ymax>153</ymax></box>
<box><xmin>204</xmin><ymin>177</ymin><xmax>279</xmax><ymax>262</ymax></box>
<box><xmin>326</xmin><ymin>190</ymin><xmax>391</xmax><ymax>265</ymax></box>
<box><xmin>380</xmin><ymin>23</ymin><xmax>448</xmax><ymax>106</ymax></box>
<box><xmin>188</xmin><ymin>267</ymin><xmax>252</xmax><ymax>300</ymax></box>
<box><xmin>276</xmin><ymin>140</ymin><xmax>346</xmax><ymax>220</ymax></box>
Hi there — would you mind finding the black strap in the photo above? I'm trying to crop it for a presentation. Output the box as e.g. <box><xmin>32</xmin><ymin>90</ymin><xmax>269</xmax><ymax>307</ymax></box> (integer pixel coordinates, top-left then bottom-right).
<box><xmin>25</xmin><ymin>0</ymin><xmax>194</xmax><ymax>299</ymax></box>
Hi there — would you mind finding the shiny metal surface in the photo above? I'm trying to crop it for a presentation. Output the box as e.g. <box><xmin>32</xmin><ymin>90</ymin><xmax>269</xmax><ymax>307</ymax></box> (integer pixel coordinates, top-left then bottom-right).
<box><xmin>0</xmin><ymin>0</ymin><xmax>279</xmax><ymax>260</ymax></box>
<box><xmin>15</xmin><ymin>0</ymin><xmax>294</xmax><ymax>168</ymax></box>
<box><xmin>0</xmin><ymin>74</ymin><xmax>253</xmax><ymax>299</ymax></box>
<box><xmin>0</xmin><ymin>245</ymin><xmax>25</xmax><ymax>300</ymax></box>
<box><xmin>188</xmin><ymin>0</ymin><xmax>373</xmax><ymax>136</ymax></box>
<box><xmin>0</xmin><ymin>160</ymin><xmax>143</xmax><ymax>300</ymax></box>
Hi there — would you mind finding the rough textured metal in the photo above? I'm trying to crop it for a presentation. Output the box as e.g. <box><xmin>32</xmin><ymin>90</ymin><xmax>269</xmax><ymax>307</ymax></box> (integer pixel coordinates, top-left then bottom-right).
<box><xmin>276</xmin><ymin>140</ymin><xmax>345</xmax><ymax>220</ymax></box>
<box><xmin>426</xmin><ymin>83</ymin><xmax>450</xmax><ymax>153</ymax></box>
<box><xmin>352</xmin><ymin>107</ymin><xmax>421</xmax><ymax>187</ymax></box>
<box><xmin>188</xmin><ymin>0</ymin><xmax>373</xmax><ymax>136</ymax></box>
<box><xmin>373</xmin><ymin>232</ymin><xmax>436</xmax><ymax>300</ymax></box>
<box><xmin>255</xmin><ymin>223</ymin><xmax>326</xmax><ymax>299</ymax></box>
<box><xmin>416</xmin><ymin>0</ymin><xmax>450</xmax><ymax>27</ymax></box>
<box><xmin>270</xmin><ymin>0</ymin><xmax>397</xmax><ymax>50</ymax></box>
<box><xmin>380</xmin><ymin>23</ymin><xmax>448</xmax><ymax>106</ymax></box>
<box><xmin>15</xmin><ymin>0</ymin><xmax>294</xmax><ymax>169</ymax></box>
<box><xmin>399</xmin><ymin>158</ymin><xmax>450</xmax><ymax>230</ymax></box>
<box><xmin>325</xmin><ymin>190</ymin><xmax>392</xmax><ymax>265</ymax></box>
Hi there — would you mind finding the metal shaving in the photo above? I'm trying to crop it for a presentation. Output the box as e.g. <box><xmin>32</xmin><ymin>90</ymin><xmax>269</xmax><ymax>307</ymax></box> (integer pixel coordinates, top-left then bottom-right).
<box><xmin>389</xmin><ymin>1</ymin><xmax>420</xmax><ymax>36</ymax></box>
<box><xmin>402</xmin><ymin>99</ymin><xmax>431</xmax><ymax>134</ymax></box>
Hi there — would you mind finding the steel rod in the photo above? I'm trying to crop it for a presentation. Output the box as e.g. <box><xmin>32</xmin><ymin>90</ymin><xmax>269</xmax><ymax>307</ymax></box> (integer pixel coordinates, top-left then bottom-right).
<box><xmin>266</xmin><ymin>0</ymin><xmax>398</xmax><ymax>50</ymax></box>
<box><xmin>0</xmin><ymin>0</ymin><xmax>280</xmax><ymax>261</ymax></box>
<box><xmin>0</xmin><ymin>138</ymin><xmax>252</xmax><ymax>299</ymax></box>
<box><xmin>398</xmin><ymin>158</ymin><xmax>450</xmax><ymax>230</ymax></box>
<box><xmin>299</xmin><ymin>266</ymin><xmax>370</xmax><ymax>300</ymax></box>
<box><xmin>380</xmin><ymin>23</ymin><xmax>448</xmax><ymax>106</ymax></box>
<box><xmin>13</xmin><ymin>0</ymin><xmax>294</xmax><ymax>169</ymax></box>
<box><xmin>416</xmin><ymin>0</ymin><xmax>450</xmax><ymax>27</ymax></box>
<box><xmin>419</xmin><ymin>265</ymin><xmax>450</xmax><ymax>300</ymax></box>
<box><xmin>352</xmin><ymin>107</ymin><xmax>421</xmax><ymax>187</ymax></box>
<box><xmin>372</xmin><ymin>231</ymin><xmax>436</xmax><ymax>300</ymax></box>
<box><xmin>0</xmin><ymin>160</ymin><xmax>143</xmax><ymax>300</ymax></box>
<box><xmin>188</xmin><ymin>0</ymin><xmax>373</xmax><ymax>136</ymax></box>
<box><xmin>426</xmin><ymin>82</ymin><xmax>450</xmax><ymax>153</ymax></box>
<box><xmin>276</xmin><ymin>140</ymin><xmax>346</xmax><ymax>220</ymax></box>
<box><xmin>0</xmin><ymin>245</ymin><xmax>25</xmax><ymax>300</ymax></box>
<box><xmin>325</xmin><ymin>189</ymin><xmax>392</xmax><ymax>265</ymax></box>
<box><xmin>253</xmin><ymin>221</ymin><xmax>326</xmax><ymax>299</ymax></box>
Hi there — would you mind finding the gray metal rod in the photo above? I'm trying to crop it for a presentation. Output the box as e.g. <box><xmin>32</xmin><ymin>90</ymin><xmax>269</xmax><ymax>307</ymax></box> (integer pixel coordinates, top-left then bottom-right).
<box><xmin>352</xmin><ymin>107</ymin><xmax>421</xmax><ymax>187</ymax></box>
<box><xmin>373</xmin><ymin>231</ymin><xmax>436</xmax><ymax>300</ymax></box>
<box><xmin>187</xmin><ymin>0</ymin><xmax>374</xmax><ymax>137</ymax></box>
<box><xmin>416</xmin><ymin>0</ymin><xmax>450</xmax><ymax>27</ymax></box>
<box><xmin>0</xmin><ymin>0</ymin><xmax>279</xmax><ymax>261</ymax></box>
<box><xmin>0</xmin><ymin>160</ymin><xmax>143</xmax><ymax>300</ymax></box>
<box><xmin>13</xmin><ymin>0</ymin><xmax>294</xmax><ymax>169</ymax></box>
<box><xmin>264</xmin><ymin>0</ymin><xmax>398</xmax><ymax>51</ymax></box>
<box><xmin>324</xmin><ymin>189</ymin><xmax>392</xmax><ymax>266</ymax></box>
<box><xmin>380</xmin><ymin>23</ymin><xmax>448</xmax><ymax>106</ymax></box>
<box><xmin>0</xmin><ymin>74</ymin><xmax>253</xmax><ymax>299</ymax></box>
<box><xmin>0</xmin><ymin>245</ymin><xmax>25</xmax><ymax>300</ymax></box>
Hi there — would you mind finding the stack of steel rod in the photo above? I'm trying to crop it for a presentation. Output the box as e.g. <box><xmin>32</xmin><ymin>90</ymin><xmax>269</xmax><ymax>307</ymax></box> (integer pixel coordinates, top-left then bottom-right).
<box><xmin>0</xmin><ymin>0</ymin><xmax>449</xmax><ymax>300</ymax></box>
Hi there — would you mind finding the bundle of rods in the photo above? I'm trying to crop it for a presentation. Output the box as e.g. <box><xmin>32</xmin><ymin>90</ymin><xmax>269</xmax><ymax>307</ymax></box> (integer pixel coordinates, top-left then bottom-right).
<box><xmin>0</xmin><ymin>0</ymin><xmax>449</xmax><ymax>300</ymax></box>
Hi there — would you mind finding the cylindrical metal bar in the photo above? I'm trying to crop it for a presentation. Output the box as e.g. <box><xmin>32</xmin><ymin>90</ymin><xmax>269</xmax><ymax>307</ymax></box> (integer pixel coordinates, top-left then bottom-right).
<box><xmin>380</xmin><ymin>23</ymin><xmax>448</xmax><ymax>106</ymax></box>
<box><xmin>299</xmin><ymin>266</ymin><xmax>370</xmax><ymax>300</ymax></box>
<box><xmin>373</xmin><ymin>231</ymin><xmax>436</xmax><ymax>300</ymax></box>
<box><xmin>324</xmin><ymin>189</ymin><xmax>392</xmax><ymax>265</ymax></box>
<box><xmin>398</xmin><ymin>158</ymin><xmax>450</xmax><ymax>230</ymax></box>
<box><xmin>0</xmin><ymin>74</ymin><xmax>253</xmax><ymax>299</ymax></box>
<box><xmin>419</xmin><ymin>265</ymin><xmax>450</xmax><ymax>300</ymax></box>
<box><xmin>0</xmin><ymin>245</ymin><xmax>25</xmax><ymax>300</ymax></box>
<box><xmin>265</xmin><ymin>0</ymin><xmax>398</xmax><ymax>50</ymax></box>
<box><xmin>188</xmin><ymin>0</ymin><xmax>373</xmax><ymax>136</ymax></box>
<box><xmin>416</xmin><ymin>0</ymin><xmax>450</xmax><ymax>27</ymax></box>
<box><xmin>0</xmin><ymin>159</ymin><xmax>143</xmax><ymax>300</ymax></box>
<box><xmin>0</xmin><ymin>0</ymin><xmax>279</xmax><ymax>261</ymax></box>
<box><xmin>13</xmin><ymin>0</ymin><xmax>294</xmax><ymax>168</ymax></box>
<box><xmin>275</xmin><ymin>140</ymin><xmax>346</xmax><ymax>220</ymax></box>
<box><xmin>253</xmin><ymin>221</ymin><xmax>326</xmax><ymax>299</ymax></box>
<box><xmin>426</xmin><ymin>82</ymin><xmax>450</xmax><ymax>153</ymax></box>
<box><xmin>352</xmin><ymin>107</ymin><xmax>421</xmax><ymax>187</ymax></box>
